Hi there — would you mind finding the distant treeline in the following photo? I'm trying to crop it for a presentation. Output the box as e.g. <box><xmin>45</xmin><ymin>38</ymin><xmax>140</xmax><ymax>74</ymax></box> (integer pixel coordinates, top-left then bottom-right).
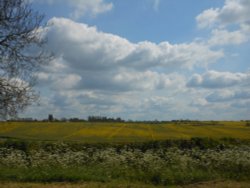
<box><xmin>6</xmin><ymin>116</ymin><xmax>125</xmax><ymax>123</ymax></box>
<box><xmin>4</xmin><ymin>116</ymin><xmax>250</xmax><ymax>125</ymax></box>
<box><xmin>88</xmin><ymin>116</ymin><xmax>124</xmax><ymax>122</ymax></box>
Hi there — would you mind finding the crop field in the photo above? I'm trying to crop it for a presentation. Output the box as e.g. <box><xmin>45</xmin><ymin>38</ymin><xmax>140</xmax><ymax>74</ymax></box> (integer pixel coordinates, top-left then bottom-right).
<box><xmin>0</xmin><ymin>121</ymin><xmax>250</xmax><ymax>142</ymax></box>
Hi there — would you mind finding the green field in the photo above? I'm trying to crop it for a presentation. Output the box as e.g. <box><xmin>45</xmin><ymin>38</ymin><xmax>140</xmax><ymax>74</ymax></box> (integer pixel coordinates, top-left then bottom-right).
<box><xmin>0</xmin><ymin>121</ymin><xmax>250</xmax><ymax>142</ymax></box>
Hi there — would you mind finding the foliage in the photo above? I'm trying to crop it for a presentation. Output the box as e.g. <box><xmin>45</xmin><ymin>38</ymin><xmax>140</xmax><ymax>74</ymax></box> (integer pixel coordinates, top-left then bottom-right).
<box><xmin>0</xmin><ymin>139</ymin><xmax>250</xmax><ymax>186</ymax></box>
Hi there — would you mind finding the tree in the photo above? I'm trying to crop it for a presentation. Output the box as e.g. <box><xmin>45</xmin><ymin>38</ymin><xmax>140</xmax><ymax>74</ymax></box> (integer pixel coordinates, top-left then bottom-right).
<box><xmin>0</xmin><ymin>0</ymin><xmax>50</xmax><ymax>120</ymax></box>
<box><xmin>48</xmin><ymin>114</ymin><xmax>54</xmax><ymax>122</ymax></box>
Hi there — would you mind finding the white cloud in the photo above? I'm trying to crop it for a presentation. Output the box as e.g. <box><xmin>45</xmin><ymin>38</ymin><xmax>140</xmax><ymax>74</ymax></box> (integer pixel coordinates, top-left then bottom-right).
<box><xmin>113</xmin><ymin>71</ymin><xmax>185</xmax><ymax>91</ymax></box>
<box><xmin>69</xmin><ymin>0</ymin><xmax>113</xmax><ymax>19</ymax></box>
<box><xmin>121</xmin><ymin>41</ymin><xmax>223</xmax><ymax>69</ymax></box>
<box><xmin>31</xmin><ymin>0</ymin><xmax>113</xmax><ymax>19</ymax></box>
<box><xmin>206</xmin><ymin>90</ymin><xmax>250</xmax><ymax>102</ymax></box>
<box><xmin>196</xmin><ymin>0</ymin><xmax>250</xmax><ymax>47</ymax></box>
<box><xmin>21</xmin><ymin>3</ymin><xmax>250</xmax><ymax>120</ymax></box>
<box><xmin>44</xmin><ymin>17</ymin><xmax>223</xmax><ymax>72</ymax></box>
<box><xmin>30</xmin><ymin>17</ymin><xmax>250</xmax><ymax>120</ymax></box>
<box><xmin>196</xmin><ymin>8</ymin><xmax>220</xmax><ymax>29</ymax></box>
<box><xmin>45</xmin><ymin>18</ymin><xmax>134</xmax><ymax>70</ymax></box>
<box><xmin>152</xmin><ymin>0</ymin><xmax>161</xmax><ymax>11</ymax></box>
<box><xmin>54</xmin><ymin>74</ymin><xmax>82</xmax><ymax>90</ymax></box>
<box><xmin>208</xmin><ymin>28</ymin><xmax>248</xmax><ymax>46</ymax></box>
<box><xmin>37</xmin><ymin>17</ymin><xmax>225</xmax><ymax>94</ymax></box>
<box><xmin>196</xmin><ymin>0</ymin><xmax>250</xmax><ymax>29</ymax></box>
<box><xmin>187</xmin><ymin>71</ymin><xmax>250</xmax><ymax>88</ymax></box>
<box><xmin>29</xmin><ymin>17</ymin><xmax>207</xmax><ymax>120</ymax></box>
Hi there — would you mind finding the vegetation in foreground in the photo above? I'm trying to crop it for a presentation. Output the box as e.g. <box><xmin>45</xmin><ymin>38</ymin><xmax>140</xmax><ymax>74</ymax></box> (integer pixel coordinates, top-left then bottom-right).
<box><xmin>1</xmin><ymin>181</ymin><xmax>250</xmax><ymax>188</ymax></box>
<box><xmin>0</xmin><ymin>138</ymin><xmax>250</xmax><ymax>186</ymax></box>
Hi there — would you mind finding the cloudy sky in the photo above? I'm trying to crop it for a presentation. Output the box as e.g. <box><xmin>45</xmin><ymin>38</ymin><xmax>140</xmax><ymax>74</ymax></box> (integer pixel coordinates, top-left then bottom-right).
<box><xmin>22</xmin><ymin>0</ymin><xmax>250</xmax><ymax>120</ymax></box>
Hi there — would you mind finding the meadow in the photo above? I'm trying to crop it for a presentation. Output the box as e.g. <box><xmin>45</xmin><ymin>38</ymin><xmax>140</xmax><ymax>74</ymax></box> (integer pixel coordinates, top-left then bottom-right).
<box><xmin>0</xmin><ymin>121</ymin><xmax>250</xmax><ymax>187</ymax></box>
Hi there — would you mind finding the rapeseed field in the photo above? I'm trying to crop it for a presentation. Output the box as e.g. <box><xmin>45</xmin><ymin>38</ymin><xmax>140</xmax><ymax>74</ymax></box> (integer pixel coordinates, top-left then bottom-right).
<box><xmin>0</xmin><ymin>121</ymin><xmax>249</xmax><ymax>142</ymax></box>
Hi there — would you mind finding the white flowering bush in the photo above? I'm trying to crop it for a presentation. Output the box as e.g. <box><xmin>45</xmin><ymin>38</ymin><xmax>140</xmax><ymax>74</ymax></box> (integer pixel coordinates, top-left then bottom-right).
<box><xmin>0</xmin><ymin>140</ymin><xmax>250</xmax><ymax>185</ymax></box>
<box><xmin>0</xmin><ymin>148</ymin><xmax>29</xmax><ymax>168</ymax></box>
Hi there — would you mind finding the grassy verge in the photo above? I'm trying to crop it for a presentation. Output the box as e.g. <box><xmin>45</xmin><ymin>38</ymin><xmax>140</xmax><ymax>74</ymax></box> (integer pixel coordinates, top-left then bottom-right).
<box><xmin>0</xmin><ymin>138</ymin><xmax>250</xmax><ymax>186</ymax></box>
<box><xmin>0</xmin><ymin>181</ymin><xmax>250</xmax><ymax>188</ymax></box>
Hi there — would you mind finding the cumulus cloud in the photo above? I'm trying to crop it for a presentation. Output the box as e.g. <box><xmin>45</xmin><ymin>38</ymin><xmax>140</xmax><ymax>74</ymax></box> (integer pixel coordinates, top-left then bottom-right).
<box><xmin>69</xmin><ymin>0</ymin><xmax>113</xmax><ymax>19</ymax></box>
<box><xmin>45</xmin><ymin>18</ymin><xmax>134</xmax><ymax>71</ymax></box>
<box><xmin>21</xmin><ymin>2</ymin><xmax>250</xmax><ymax>120</ymax></box>
<box><xmin>196</xmin><ymin>0</ymin><xmax>250</xmax><ymax>29</ymax></box>
<box><xmin>121</xmin><ymin>41</ymin><xmax>223</xmax><ymax>69</ymax></box>
<box><xmin>208</xmin><ymin>29</ymin><xmax>248</xmax><ymax>46</ymax></box>
<box><xmin>38</xmin><ymin>65</ymin><xmax>184</xmax><ymax>92</ymax></box>
<box><xmin>196</xmin><ymin>8</ymin><xmax>220</xmax><ymax>29</ymax></box>
<box><xmin>197</xmin><ymin>0</ymin><xmax>250</xmax><ymax>46</ymax></box>
<box><xmin>206</xmin><ymin>90</ymin><xmax>250</xmax><ymax>102</ymax></box>
<box><xmin>113</xmin><ymin>71</ymin><xmax>185</xmax><ymax>91</ymax></box>
<box><xmin>36</xmin><ymin>17</ymin><xmax>225</xmax><ymax>94</ymax></box>
<box><xmin>45</xmin><ymin>17</ymin><xmax>223</xmax><ymax>72</ymax></box>
<box><xmin>31</xmin><ymin>0</ymin><xmax>113</xmax><ymax>19</ymax></box>
<box><xmin>187</xmin><ymin>71</ymin><xmax>250</xmax><ymax>88</ymax></box>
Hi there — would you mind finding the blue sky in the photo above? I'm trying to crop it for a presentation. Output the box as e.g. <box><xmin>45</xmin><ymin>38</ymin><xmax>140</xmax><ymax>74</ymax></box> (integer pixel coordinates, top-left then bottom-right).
<box><xmin>23</xmin><ymin>0</ymin><xmax>250</xmax><ymax>120</ymax></box>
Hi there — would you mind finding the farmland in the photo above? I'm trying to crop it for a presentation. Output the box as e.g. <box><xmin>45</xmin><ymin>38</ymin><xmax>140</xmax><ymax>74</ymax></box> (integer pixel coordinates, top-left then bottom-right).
<box><xmin>0</xmin><ymin>121</ymin><xmax>250</xmax><ymax>187</ymax></box>
<box><xmin>0</xmin><ymin>121</ymin><xmax>250</xmax><ymax>142</ymax></box>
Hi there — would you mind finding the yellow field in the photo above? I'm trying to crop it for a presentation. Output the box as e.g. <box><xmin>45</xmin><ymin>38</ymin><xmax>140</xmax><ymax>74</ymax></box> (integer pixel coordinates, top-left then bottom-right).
<box><xmin>0</xmin><ymin>121</ymin><xmax>249</xmax><ymax>142</ymax></box>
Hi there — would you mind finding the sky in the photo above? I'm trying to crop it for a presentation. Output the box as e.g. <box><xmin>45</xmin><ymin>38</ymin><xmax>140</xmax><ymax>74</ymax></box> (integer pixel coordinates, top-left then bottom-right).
<box><xmin>22</xmin><ymin>0</ymin><xmax>250</xmax><ymax>120</ymax></box>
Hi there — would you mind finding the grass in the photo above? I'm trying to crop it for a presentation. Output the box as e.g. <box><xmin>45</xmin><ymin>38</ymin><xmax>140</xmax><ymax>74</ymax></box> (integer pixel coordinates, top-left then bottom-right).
<box><xmin>0</xmin><ymin>181</ymin><xmax>250</xmax><ymax>188</ymax></box>
<box><xmin>0</xmin><ymin>121</ymin><xmax>250</xmax><ymax>143</ymax></box>
<box><xmin>0</xmin><ymin>181</ymin><xmax>164</xmax><ymax>188</ymax></box>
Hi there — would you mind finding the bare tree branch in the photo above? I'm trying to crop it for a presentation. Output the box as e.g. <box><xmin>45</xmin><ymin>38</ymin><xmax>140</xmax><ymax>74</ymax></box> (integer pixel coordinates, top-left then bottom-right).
<box><xmin>0</xmin><ymin>0</ymin><xmax>51</xmax><ymax>120</ymax></box>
